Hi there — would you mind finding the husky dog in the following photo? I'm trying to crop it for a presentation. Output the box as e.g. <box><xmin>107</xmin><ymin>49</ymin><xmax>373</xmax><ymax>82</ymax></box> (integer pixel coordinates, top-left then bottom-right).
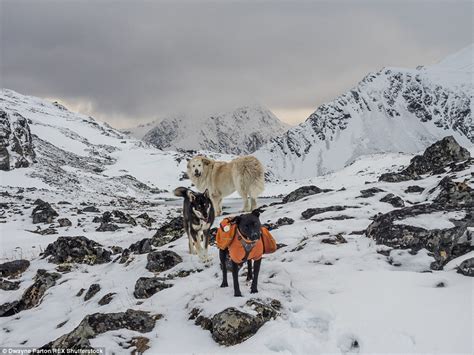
<box><xmin>174</xmin><ymin>187</ymin><xmax>215</xmax><ymax>261</ymax></box>
<box><xmin>187</xmin><ymin>155</ymin><xmax>264</xmax><ymax>216</ymax></box>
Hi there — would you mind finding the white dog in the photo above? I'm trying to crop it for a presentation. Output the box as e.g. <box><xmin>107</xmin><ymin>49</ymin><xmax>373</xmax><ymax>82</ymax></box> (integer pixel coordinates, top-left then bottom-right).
<box><xmin>187</xmin><ymin>155</ymin><xmax>264</xmax><ymax>215</ymax></box>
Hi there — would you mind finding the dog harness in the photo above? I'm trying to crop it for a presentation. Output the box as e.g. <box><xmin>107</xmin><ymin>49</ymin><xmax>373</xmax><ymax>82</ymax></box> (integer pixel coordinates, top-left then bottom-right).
<box><xmin>216</xmin><ymin>218</ymin><xmax>277</xmax><ymax>264</ymax></box>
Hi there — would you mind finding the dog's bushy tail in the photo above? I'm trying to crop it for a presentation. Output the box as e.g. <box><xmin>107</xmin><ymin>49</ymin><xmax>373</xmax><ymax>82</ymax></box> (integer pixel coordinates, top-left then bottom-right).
<box><xmin>173</xmin><ymin>186</ymin><xmax>188</xmax><ymax>198</ymax></box>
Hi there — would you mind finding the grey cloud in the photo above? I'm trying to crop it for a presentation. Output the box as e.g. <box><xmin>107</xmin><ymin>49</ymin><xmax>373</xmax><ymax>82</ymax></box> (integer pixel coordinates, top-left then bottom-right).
<box><xmin>1</xmin><ymin>0</ymin><xmax>472</xmax><ymax>127</ymax></box>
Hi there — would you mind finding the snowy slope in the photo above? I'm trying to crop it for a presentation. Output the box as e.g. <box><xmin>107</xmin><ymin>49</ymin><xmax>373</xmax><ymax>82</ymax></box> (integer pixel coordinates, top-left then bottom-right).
<box><xmin>1</xmin><ymin>145</ymin><xmax>472</xmax><ymax>354</ymax></box>
<box><xmin>0</xmin><ymin>89</ymin><xmax>212</xmax><ymax>199</ymax></box>
<box><xmin>256</xmin><ymin>45</ymin><xmax>473</xmax><ymax>180</ymax></box>
<box><xmin>126</xmin><ymin>105</ymin><xmax>290</xmax><ymax>155</ymax></box>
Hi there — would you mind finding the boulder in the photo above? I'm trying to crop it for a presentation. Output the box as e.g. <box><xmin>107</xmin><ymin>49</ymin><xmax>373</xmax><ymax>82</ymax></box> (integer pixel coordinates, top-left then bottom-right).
<box><xmin>380</xmin><ymin>136</ymin><xmax>471</xmax><ymax>182</ymax></box>
<box><xmin>0</xmin><ymin>279</ymin><xmax>20</xmax><ymax>291</ymax></box>
<box><xmin>42</xmin><ymin>236</ymin><xmax>111</xmax><ymax>265</ymax></box>
<box><xmin>84</xmin><ymin>284</ymin><xmax>101</xmax><ymax>301</ymax></box>
<box><xmin>82</xmin><ymin>206</ymin><xmax>100</xmax><ymax>213</ymax></box>
<box><xmin>282</xmin><ymin>185</ymin><xmax>332</xmax><ymax>203</ymax></box>
<box><xmin>209</xmin><ymin>299</ymin><xmax>281</xmax><ymax>346</ymax></box>
<box><xmin>405</xmin><ymin>185</ymin><xmax>425</xmax><ymax>193</ymax></box>
<box><xmin>380</xmin><ymin>193</ymin><xmax>405</xmax><ymax>208</ymax></box>
<box><xmin>41</xmin><ymin>309</ymin><xmax>158</xmax><ymax>350</ymax></box>
<box><xmin>432</xmin><ymin>177</ymin><xmax>473</xmax><ymax>207</ymax></box>
<box><xmin>98</xmin><ymin>293</ymin><xmax>115</xmax><ymax>305</ymax></box>
<box><xmin>32</xmin><ymin>200</ymin><xmax>58</xmax><ymax>224</ymax></box>
<box><xmin>151</xmin><ymin>217</ymin><xmax>183</xmax><ymax>247</ymax></box>
<box><xmin>58</xmin><ymin>218</ymin><xmax>72</xmax><ymax>227</ymax></box>
<box><xmin>366</xmin><ymin>203</ymin><xmax>473</xmax><ymax>269</ymax></box>
<box><xmin>0</xmin><ymin>269</ymin><xmax>61</xmax><ymax>317</ymax></box>
<box><xmin>133</xmin><ymin>277</ymin><xmax>172</xmax><ymax>299</ymax></box>
<box><xmin>146</xmin><ymin>250</ymin><xmax>182</xmax><ymax>273</ymax></box>
<box><xmin>0</xmin><ymin>259</ymin><xmax>30</xmax><ymax>277</ymax></box>
<box><xmin>301</xmin><ymin>205</ymin><xmax>348</xmax><ymax>220</ymax></box>
<box><xmin>96</xmin><ymin>222</ymin><xmax>119</xmax><ymax>232</ymax></box>
<box><xmin>136</xmin><ymin>213</ymin><xmax>155</xmax><ymax>227</ymax></box>
<box><xmin>358</xmin><ymin>187</ymin><xmax>385</xmax><ymax>198</ymax></box>
<box><xmin>457</xmin><ymin>258</ymin><xmax>474</xmax><ymax>277</ymax></box>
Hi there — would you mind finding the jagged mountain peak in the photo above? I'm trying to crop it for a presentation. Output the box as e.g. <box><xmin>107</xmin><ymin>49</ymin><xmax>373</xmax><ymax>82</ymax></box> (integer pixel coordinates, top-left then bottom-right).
<box><xmin>255</xmin><ymin>46</ymin><xmax>473</xmax><ymax>180</ymax></box>
<box><xmin>127</xmin><ymin>105</ymin><xmax>290</xmax><ymax>155</ymax></box>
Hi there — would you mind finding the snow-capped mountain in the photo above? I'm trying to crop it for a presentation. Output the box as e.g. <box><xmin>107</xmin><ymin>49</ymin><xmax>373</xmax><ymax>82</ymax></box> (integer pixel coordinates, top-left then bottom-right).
<box><xmin>0</xmin><ymin>89</ymin><xmax>200</xmax><ymax>198</ymax></box>
<box><xmin>256</xmin><ymin>45</ymin><xmax>474</xmax><ymax>180</ymax></box>
<box><xmin>124</xmin><ymin>105</ymin><xmax>290</xmax><ymax>155</ymax></box>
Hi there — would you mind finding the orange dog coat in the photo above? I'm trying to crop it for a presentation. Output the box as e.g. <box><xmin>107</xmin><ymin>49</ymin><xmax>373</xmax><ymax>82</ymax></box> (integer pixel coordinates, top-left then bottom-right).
<box><xmin>216</xmin><ymin>218</ymin><xmax>276</xmax><ymax>264</ymax></box>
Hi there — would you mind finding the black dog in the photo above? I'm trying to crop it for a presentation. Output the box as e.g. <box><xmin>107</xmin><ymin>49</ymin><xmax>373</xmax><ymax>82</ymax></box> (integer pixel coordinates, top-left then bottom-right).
<box><xmin>174</xmin><ymin>186</ymin><xmax>215</xmax><ymax>261</ymax></box>
<box><xmin>219</xmin><ymin>210</ymin><xmax>263</xmax><ymax>297</ymax></box>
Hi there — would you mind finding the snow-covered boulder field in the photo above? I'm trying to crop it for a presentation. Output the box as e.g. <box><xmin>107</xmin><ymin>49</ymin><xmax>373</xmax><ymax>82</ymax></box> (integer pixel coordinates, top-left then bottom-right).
<box><xmin>1</xmin><ymin>129</ymin><xmax>473</xmax><ymax>353</ymax></box>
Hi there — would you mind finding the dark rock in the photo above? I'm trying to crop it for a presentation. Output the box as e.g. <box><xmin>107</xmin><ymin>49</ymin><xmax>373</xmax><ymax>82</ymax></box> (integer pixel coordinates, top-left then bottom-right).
<box><xmin>0</xmin><ymin>259</ymin><xmax>30</xmax><ymax>277</ymax></box>
<box><xmin>380</xmin><ymin>136</ymin><xmax>471</xmax><ymax>182</ymax></box>
<box><xmin>96</xmin><ymin>222</ymin><xmax>119</xmax><ymax>232</ymax></box>
<box><xmin>58</xmin><ymin>218</ymin><xmax>72</xmax><ymax>227</ymax></box>
<box><xmin>82</xmin><ymin>206</ymin><xmax>100</xmax><ymax>213</ymax></box>
<box><xmin>301</xmin><ymin>205</ymin><xmax>347</xmax><ymax>220</ymax></box>
<box><xmin>0</xmin><ymin>270</ymin><xmax>61</xmax><ymax>317</ymax></box>
<box><xmin>366</xmin><ymin>203</ymin><xmax>473</xmax><ymax>269</ymax></box>
<box><xmin>98</xmin><ymin>293</ymin><xmax>115</xmax><ymax>305</ymax></box>
<box><xmin>133</xmin><ymin>277</ymin><xmax>172</xmax><ymax>299</ymax></box>
<box><xmin>0</xmin><ymin>279</ymin><xmax>20</xmax><ymax>291</ymax></box>
<box><xmin>433</xmin><ymin>177</ymin><xmax>473</xmax><ymax>207</ymax></box>
<box><xmin>146</xmin><ymin>250</ymin><xmax>182</xmax><ymax>272</ymax></box>
<box><xmin>32</xmin><ymin>200</ymin><xmax>58</xmax><ymax>224</ymax></box>
<box><xmin>358</xmin><ymin>187</ymin><xmax>385</xmax><ymax>198</ymax></box>
<box><xmin>84</xmin><ymin>284</ymin><xmax>101</xmax><ymax>301</ymax></box>
<box><xmin>276</xmin><ymin>217</ymin><xmax>294</xmax><ymax>226</ymax></box>
<box><xmin>76</xmin><ymin>288</ymin><xmax>86</xmax><ymax>297</ymax></box>
<box><xmin>151</xmin><ymin>216</ymin><xmax>184</xmax><ymax>247</ymax></box>
<box><xmin>31</xmin><ymin>226</ymin><xmax>58</xmax><ymax>235</ymax></box>
<box><xmin>136</xmin><ymin>213</ymin><xmax>155</xmax><ymax>227</ymax></box>
<box><xmin>321</xmin><ymin>234</ymin><xmax>348</xmax><ymax>245</ymax></box>
<box><xmin>210</xmin><ymin>299</ymin><xmax>280</xmax><ymax>346</ymax></box>
<box><xmin>405</xmin><ymin>185</ymin><xmax>425</xmax><ymax>193</ymax></box>
<box><xmin>128</xmin><ymin>238</ymin><xmax>152</xmax><ymax>254</ymax></box>
<box><xmin>380</xmin><ymin>193</ymin><xmax>405</xmax><ymax>207</ymax></box>
<box><xmin>41</xmin><ymin>309</ymin><xmax>158</xmax><ymax>350</ymax></box>
<box><xmin>42</xmin><ymin>236</ymin><xmax>111</xmax><ymax>264</ymax></box>
<box><xmin>457</xmin><ymin>258</ymin><xmax>474</xmax><ymax>277</ymax></box>
<box><xmin>112</xmin><ymin>210</ymin><xmax>137</xmax><ymax>225</ymax></box>
<box><xmin>282</xmin><ymin>185</ymin><xmax>332</xmax><ymax>203</ymax></box>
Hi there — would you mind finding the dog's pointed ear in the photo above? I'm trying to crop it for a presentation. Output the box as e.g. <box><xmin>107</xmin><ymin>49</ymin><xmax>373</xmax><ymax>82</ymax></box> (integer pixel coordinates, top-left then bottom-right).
<box><xmin>202</xmin><ymin>157</ymin><xmax>211</xmax><ymax>166</ymax></box>
<box><xmin>203</xmin><ymin>189</ymin><xmax>210</xmax><ymax>198</ymax></box>
<box><xmin>186</xmin><ymin>189</ymin><xmax>196</xmax><ymax>202</ymax></box>
<box><xmin>251</xmin><ymin>209</ymin><xmax>261</xmax><ymax>217</ymax></box>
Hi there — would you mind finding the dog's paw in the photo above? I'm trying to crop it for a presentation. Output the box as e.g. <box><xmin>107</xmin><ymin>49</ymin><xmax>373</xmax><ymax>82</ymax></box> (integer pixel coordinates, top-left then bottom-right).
<box><xmin>220</xmin><ymin>281</ymin><xmax>228</xmax><ymax>288</ymax></box>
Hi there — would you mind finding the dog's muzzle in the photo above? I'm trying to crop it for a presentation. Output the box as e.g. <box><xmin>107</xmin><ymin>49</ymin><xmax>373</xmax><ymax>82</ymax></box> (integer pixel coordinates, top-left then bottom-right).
<box><xmin>194</xmin><ymin>170</ymin><xmax>201</xmax><ymax>177</ymax></box>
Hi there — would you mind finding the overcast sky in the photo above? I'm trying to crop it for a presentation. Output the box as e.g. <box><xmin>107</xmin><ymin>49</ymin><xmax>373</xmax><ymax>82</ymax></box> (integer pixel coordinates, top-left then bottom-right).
<box><xmin>1</xmin><ymin>0</ymin><xmax>472</xmax><ymax>128</ymax></box>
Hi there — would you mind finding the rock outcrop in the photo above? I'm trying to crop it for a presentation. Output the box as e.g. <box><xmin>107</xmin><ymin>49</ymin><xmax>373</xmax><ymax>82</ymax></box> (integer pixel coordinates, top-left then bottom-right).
<box><xmin>42</xmin><ymin>236</ymin><xmax>111</xmax><ymax>265</ymax></box>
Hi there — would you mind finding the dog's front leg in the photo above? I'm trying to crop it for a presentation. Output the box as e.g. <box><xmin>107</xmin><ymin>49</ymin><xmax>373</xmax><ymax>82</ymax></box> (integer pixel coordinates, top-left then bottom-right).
<box><xmin>246</xmin><ymin>260</ymin><xmax>253</xmax><ymax>281</ymax></box>
<box><xmin>232</xmin><ymin>261</ymin><xmax>242</xmax><ymax>297</ymax></box>
<box><xmin>219</xmin><ymin>249</ymin><xmax>228</xmax><ymax>287</ymax></box>
<box><xmin>188</xmin><ymin>233</ymin><xmax>196</xmax><ymax>254</ymax></box>
<box><xmin>250</xmin><ymin>259</ymin><xmax>261</xmax><ymax>294</ymax></box>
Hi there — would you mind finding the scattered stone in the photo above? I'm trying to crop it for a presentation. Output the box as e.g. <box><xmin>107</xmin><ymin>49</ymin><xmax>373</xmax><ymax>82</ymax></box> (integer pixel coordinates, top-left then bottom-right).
<box><xmin>133</xmin><ymin>277</ymin><xmax>172</xmax><ymax>299</ymax></box>
<box><xmin>55</xmin><ymin>263</ymin><xmax>73</xmax><ymax>273</ymax></box>
<box><xmin>58</xmin><ymin>218</ymin><xmax>72</xmax><ymax>227</ymax></box>
<box><xmin>358</xmin><ymin>187</ymin><xmax>385</xmax><ymax>198</ymax></box>
<box><xmin>96</xmin><ymin>222</ymin><xmax>119</xmax><ymax>232</ymax></box>
<box><xmin>301</xmin><ymin>205</ymin><xmax>347</xmax><ymax>220</ymax></box>
<box><xmin>380</xmin><ymin>136</ymin><xmax>471</xmax><ymax>182</ymax></box>
<box><xmin>76</xmin><ymin>288</ymin><xmax>86</xmax><ymax>297</ymax></box>
<box><xmin>151</xmin><ymin>217</ymin><xmax>184</xmax><ymax>247</ymax></box>
<box><xmin>128</xmin><ymin>238</ymin><xmax>152</xmax><ymax>254</ymax></box>
<box><xmin>433</xmin><ymin>177</ymin><xmax>473</xmax><ymax>207</ymax></box>
<box><xmin>84</xmin><ymin>284</ymin><xmax>101</xmax><ymax>301</ymax></box>
<box><xmin>435</xmin><ymin>282</ymin><xmax>446</xmax><ymax>287</ymax></box>
<box><xmin>113</xmin><ymin>210</ymin><xmax>137</xmax><ymax>225</ymax></box>
<box><xmin>282</xmin><ymin>185</ymin><xmax>332</xmax><ymax>203</ymax></box>
<box><xmin>366</xmin><ymin>203</ymin><xmax>473</xmax><ymax>270</ymax></box>
<box><xmin>42</xmin><ymin>236</ymin><xmax>111</xmax><ymax>265</ymax></box>
<box><xmin>0</xmin><ymin>259</ymin><xmax>30</xmax><ymax>278</ymax></box>
<box><xmin>123</xmin><ymin>336</ymin><xmax>150</xmax><ymax>354</ymax></box>
<box><xmin>380</xmin><ymin>193</ymin><xmax>405</xmax><ymax>207</ymax></box>
<box><xmin>457</xmin><ymin>258</ymin><xmax>474</xmax><ymax>277</ymax></box>
<box><xmin>0</xmin><ymin>279</ymin><xmax>20</xmax><ymax>291</ymax></box>
<box><xmin>98</xmin><ymin>293</ymin><xmax>115</xmax><ymax>305</ymax></box>
<box><xmin>32</xmin><ymin>200</ymin><xmax>58</xmax><ymax>224</ymax></box>
<box><xmin>321</xmin><ymin>234</ymin><xmax>348</xmax><ymax>245</ymax></box>
<box><xmin>209</xmin><ymin>299</ymin><xmax>280</xmax><ymax>346</ymax></box>
<box><xmin>405</xmin><ymin>185</ymin><xmax>425</xmax><ymax>193</ymax></box>
<box><xmin>82</xmin><ymin>206</ymin><xmax>100</xmax><ymax>213</ymax></box>
<box><xmin>146</xmin><ymin>250</ymin><xmax>182</xmax><ymax>273</ymax></box>
<box><xmin>0</xmin><ymin>269</ymin><xmax>61</xmax><ymax>317</ymax></box>
<box><xmin>30</xmin><ymin>226</ymin><xmax>58</xmax><ymax>235</ymax></box>
<box><xmin>41</xmin><ymin>309</ymin><xmax>158</xmax><ymax>350</ymax></box>
<box><xmin>136</xmin><ymin>213</ymin><xmax>155</xmax><ymax>227</ymax></box>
